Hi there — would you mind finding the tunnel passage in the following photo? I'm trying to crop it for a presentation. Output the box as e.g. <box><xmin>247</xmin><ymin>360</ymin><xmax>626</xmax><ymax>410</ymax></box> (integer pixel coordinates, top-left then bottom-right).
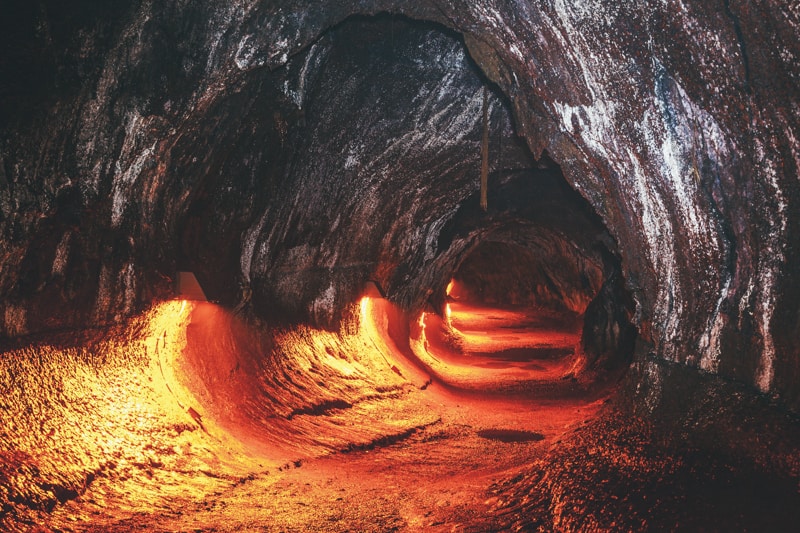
<box><xmin>449</xmin><ymin>240</ymin><xmax>600</xmax><ymax>313</ymax></box>
<box><xmin>169</xmin><ymin>15</ymin><xmax>542</xmax><ymax>329</ymax></box>
<box><xmin>406</xmin><ymin>163</ymin><xmax>637</xmax><ymax>394</ymax></box>
<box><xmin>444</xmin><ymin>239</ymin><xmax>591</xmax><ymax>374</ymax></box>
<box><xmin>2</xmin><ymin>2</ymin><xmax>800</xmax><ymax>532</ymax></box>
<box><xmin>0</xmin><ymin>16</ymin><xmax>642</xmax><ymax>525</ymax></box>
<box><xmin>448</xmin><ymin>236</ymin><xmax>636</xmax><ymax>372</ymax></box>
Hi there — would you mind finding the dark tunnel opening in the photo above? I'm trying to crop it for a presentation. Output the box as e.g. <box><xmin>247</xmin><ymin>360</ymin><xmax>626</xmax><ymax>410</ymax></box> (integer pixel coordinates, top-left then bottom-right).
<box><xmin>446</xmin><ymin>236</ymin><xmax>636</xmax><ymax>374</ymax></box>
<box><xmin>410</xmin><ymin>168</ymin><xmax>638</xmax><ymax>396</ymax></box>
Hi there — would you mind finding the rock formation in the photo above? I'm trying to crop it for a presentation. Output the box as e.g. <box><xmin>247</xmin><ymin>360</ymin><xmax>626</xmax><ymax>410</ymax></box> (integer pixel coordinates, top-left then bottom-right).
<box><xmin>1</xmin><ymin>1</ymin><xmax>798</xmax><ymax>530</ymax></box>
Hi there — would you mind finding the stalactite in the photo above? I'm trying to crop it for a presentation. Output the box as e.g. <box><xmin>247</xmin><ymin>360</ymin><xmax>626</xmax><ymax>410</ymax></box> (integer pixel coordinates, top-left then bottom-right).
<box><xmin>480</xmin><ymin>85</ymin><xmax>489</xmax><ymax>211</ymax></box>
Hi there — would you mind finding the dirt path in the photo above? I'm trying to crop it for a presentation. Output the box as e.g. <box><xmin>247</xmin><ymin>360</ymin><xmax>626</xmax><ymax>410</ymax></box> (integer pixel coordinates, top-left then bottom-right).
<box><xmin>52</xmin><ymin>383</ymin><xmax>606</xmax><ymax>532</ymax></box>
<box><xmin>38</xmin><ymin>302</ymin><xmax>609</xmax><ymax>532</ymax></box>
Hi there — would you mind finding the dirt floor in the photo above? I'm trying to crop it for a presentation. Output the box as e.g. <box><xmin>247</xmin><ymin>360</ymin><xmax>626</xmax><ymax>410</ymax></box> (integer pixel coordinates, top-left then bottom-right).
<box><xmin>48</xmin><ymin>390</ymin><xmax>606</xmax><ymax>532</ymax></box>
<box><xmin>2</xmin><ymin>299</ymin><xmax>799</xmax><ymax>532</ymax></box>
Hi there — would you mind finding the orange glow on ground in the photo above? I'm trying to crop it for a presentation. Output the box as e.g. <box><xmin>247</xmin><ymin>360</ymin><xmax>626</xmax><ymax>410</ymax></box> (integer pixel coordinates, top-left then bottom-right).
<box><xmin>449</xmin><ymin>301</ymin><xmax>580</xmax><ymax>356</ymax></box>
<box><xmin>410</xmin><ymin>301</ymin><xmax>585</xmax><ymax>392</ymax></box>
<box><xmin>0</xmin><ymin>301</ymin><xmax>255</xmax><ymax>531</ymax></box>
<box><xmin>1</xmin><ymin>297</ymin><xmax>611</xmax><ymax>531</ymax></box>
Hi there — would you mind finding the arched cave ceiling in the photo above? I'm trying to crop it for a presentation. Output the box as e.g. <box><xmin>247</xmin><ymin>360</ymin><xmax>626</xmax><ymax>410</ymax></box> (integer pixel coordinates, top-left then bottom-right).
<box><xmin>0</xmin><ymin>0</ymin><xmax>798</xmax><ymax>408</ymax></box>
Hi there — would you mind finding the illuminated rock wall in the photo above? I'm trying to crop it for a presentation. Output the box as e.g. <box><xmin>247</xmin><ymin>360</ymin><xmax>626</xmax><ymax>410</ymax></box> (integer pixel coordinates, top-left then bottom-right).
<box><xmin>1</xmin><ymin>1</ymin><xmax>798</xmax><ymax>406</ymax></box>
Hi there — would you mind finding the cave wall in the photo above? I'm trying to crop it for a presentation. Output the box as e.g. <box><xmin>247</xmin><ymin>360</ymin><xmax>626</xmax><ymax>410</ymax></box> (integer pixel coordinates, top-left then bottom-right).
<box><xmin>240</xmin><ymin>18</ymin><xmax>529</xmax><ymax>326</ymax></box>
<box><xmin>1</xmin><ymin>1</ymin><xmax>798</xmax><ymax>406</ymax></box>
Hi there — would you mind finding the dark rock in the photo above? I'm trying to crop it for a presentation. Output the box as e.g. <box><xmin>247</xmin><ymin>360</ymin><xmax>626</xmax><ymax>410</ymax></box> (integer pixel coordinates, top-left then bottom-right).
<box><xmin>0</xmin><ymin>1</ymin><xmax>798</xmax><ymax>410</ymax></box>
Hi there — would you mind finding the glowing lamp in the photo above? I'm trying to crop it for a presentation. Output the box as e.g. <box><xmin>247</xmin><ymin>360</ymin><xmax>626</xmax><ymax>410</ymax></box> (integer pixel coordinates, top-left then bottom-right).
<box><xmin>175</xmin><ymin>271</ymin><xmax>208</xmax><ymax>301</ymax></box>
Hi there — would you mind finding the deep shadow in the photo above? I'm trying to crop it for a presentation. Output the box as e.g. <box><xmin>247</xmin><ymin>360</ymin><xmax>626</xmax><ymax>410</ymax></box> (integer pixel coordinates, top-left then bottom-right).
<box><xmin>478</xmin><ymin>429</ymin><xmax>545</xmax><ymax>443</ymax></box>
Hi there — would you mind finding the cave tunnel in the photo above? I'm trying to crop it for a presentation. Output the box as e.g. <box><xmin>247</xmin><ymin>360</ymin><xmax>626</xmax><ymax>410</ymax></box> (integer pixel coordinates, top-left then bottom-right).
<box><xmin>1</xmin><ymin>2</ymin><xmax>799</xmax><ymax>532</ymax></box>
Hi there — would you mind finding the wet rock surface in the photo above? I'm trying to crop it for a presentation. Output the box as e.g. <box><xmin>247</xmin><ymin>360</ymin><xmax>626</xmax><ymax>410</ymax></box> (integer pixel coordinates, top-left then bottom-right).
<box><xmin>491</xmin><ymin>402</ymin><xmax>800</xmax><ymax>532</ymax></box>
<box><xmin>1</xmin><ymin>0</ymin><xmax>799</xmax><ymax>530</ymax></box>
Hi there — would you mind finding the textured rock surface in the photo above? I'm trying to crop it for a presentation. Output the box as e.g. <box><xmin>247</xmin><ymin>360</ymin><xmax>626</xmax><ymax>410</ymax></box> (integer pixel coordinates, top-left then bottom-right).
<box><xmin>1</xmin><ymin>0</ymin><xmax>799</xmax><ymax>411</ymax></box>
<box><xmin>1</xmin><ymin>3</ymin><xmax>800</xmax><ymax>529</ymax></box>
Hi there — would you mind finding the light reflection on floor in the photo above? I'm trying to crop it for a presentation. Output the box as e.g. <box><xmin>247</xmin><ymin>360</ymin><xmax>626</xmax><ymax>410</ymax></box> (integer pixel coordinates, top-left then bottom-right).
<box><xmin>1</xmin><ymin>298</ymin><xmax>609</xmax><ymax>532</ymax></box>
<box><xmin>411</xmin><ymin>300</ymin><xmax>586</xmax><ymax>392</ymax></box>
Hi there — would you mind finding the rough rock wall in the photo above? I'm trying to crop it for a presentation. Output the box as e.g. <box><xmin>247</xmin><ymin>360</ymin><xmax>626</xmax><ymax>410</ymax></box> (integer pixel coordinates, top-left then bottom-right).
<box><xmin>240</xmin><ymin>18</ymin><xmax>530</xmax><ymax>326</ymax></box>
<box><xmin>1</xmin><ymin>1</ymin><xmax>798</xmax><ymax>406</ymax></box>
<box><xmin>445</xmin><ymin>0</ymin><xmax>799</xmax><ymax>404</ymax></box>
